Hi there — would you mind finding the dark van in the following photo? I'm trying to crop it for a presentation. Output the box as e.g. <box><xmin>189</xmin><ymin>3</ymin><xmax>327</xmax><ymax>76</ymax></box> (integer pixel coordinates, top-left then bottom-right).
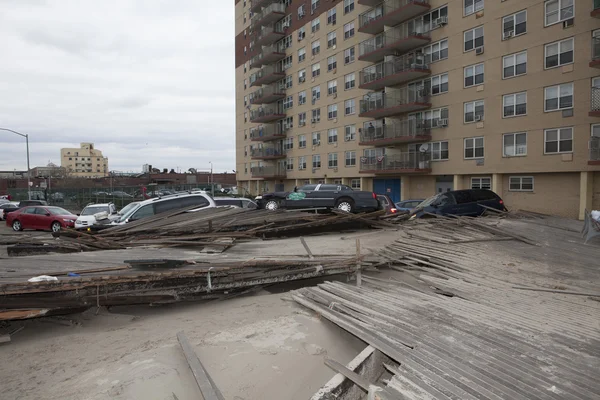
<box><xmin>410</xmin><ymin>189</ymin><xmax>506</xmax><ymax>218</ymax></box>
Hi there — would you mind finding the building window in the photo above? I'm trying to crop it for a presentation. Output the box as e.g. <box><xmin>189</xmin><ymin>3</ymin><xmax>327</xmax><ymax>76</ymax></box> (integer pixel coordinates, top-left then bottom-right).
<box><xmin>284</xmin><ymin>137</ymin><xmax>294</xmax><ymax>151</ymax></box>
<box><xmin>312</xmin><ymin>62</ymin><xmax>321</xmax><ymax>77</ymax></box>
<box><xmin>327</xmin><ymin>55</ymin><xmax>337</xmax><ymax>71</ymax></box>
<box><xmin>299</xmin><ymin>135</ymin><xmax>307</xmax><ymax>148</ymax></box>
<box><xmin>298</xmin><ymin>91</ymin><xmax>307</xmax><ymax>105</ymax></box>
<box><xmin>328</xmin><ymin>104</ymin><xmax>338</xmax><ymax>119</ymax></box>
<box><xmin>464</xmin><ymin>0</ymin><xmax>484</xmax><ymax>16</ymax></box>
<box><xmin>312</xmin><ymin>108</ymin><xmax>321</xmax><ymax>122</ymax></box>
<box><xmin>327</xmin><ymin>7</ymin><xmax>337</xmax><ymax>24</ymax></box>
<box><xmin>298</xmin><ymin>156</ymin><xmax>307</xmax><ymax>170</ymax></box>
<box><xmin>503</xmin><ymin>92</ymin><xmax>527</xmax><ymax>117</ymax></box>
<box><xmin>281</xmin><ymin>75</ymin><xmax>293</xmax><ymax>89</ymax></box>
<box><xmin>312</xmin><ymin>154</ymin><xmax>321</xmax><ymax>169</ymax></box>
<box><xmin>544</xmin><ymin>38</ymin><xmax>574</xmax><ymax>69</ymax></box>
<box><xmin>344</xmin><ymin>47</ymin><xmax>355</xmax><ymax>64</ymax></box>
<box><xmin>298</xmin><ymin>68</ymin><xmax>306</xmax><ymax>83</ymax></box>
<box><xmin>344</xmin><ymin>0</ymin><xmax>354</xmax><ymax>14</ymax></box>
<box><xmin>278</xmin><ymin>35</ymin><xmax>292</xmax><ymax>51</ymax></box>
<box><xmin>431</xmin><ymin>141</ymin><xmax>449</xmax><ymax>161</ymax></box>
<box><xmin>471</xmin><ymin>177</ymin><xmax>491</xmax><ymax>189</ymax></box>
<box><xmin>411</xmin><ymin>5</ymin><xmax>448</xmax><ymax>30</ymax></box>
<box><xmin>464</xmin><ymin>26</ymin><xmax>484</xmax><ymax>52</ymax></box>
<box><xmin>464</xmin><ymin>100</ymin><xmax>484</xmax><ymax>123</ymax></box>
<box><xmin>430</xmin><ymin>73</ymin><xmax>448</xmax><ymax>95</ymax></box>
<box><xmin>311</xmin><ymin>40</ymin><xmax>320</xmax><ymax>55</ymax></box>
<box><xmin>327</xmin><ymin>31</ymin><xmax>337</xmax><ymax>48</ymax></box>
<box><xmin>503</xmin><ymin>132</ymin><xmax>527</xmax><ymax>157</ymax></box>
<box><xmin>328</xmin><ymin>128</ymin><xmax>338</xmax><ymax>144</ymax></box>
<box><xmin>298</xmin><ymin>47</ymin><xmax>306</xmax><ymax>62</ymax></box>
<box><xmin>544</xmin><ymin>127</ymin><xmax>573</xmax><ymax>154</ymax></box>
<box><xmin>345</xmin><ymin>125</ymin><xmax>356</xmax><ymax>141</ymax></box>
<box><xmin>344</xmin><ymin>22</ymin><xmax>355</xmax><ymax>39</ymax></box>
<box><xmin>283</xmin><ymin>95</ymin><xmax>293</xmax><ymax>110</ymax></box>
<box><xmin>312</xmin><ymin>85</ymin><xmax>321</xmax><ymax>101</ymax></box>
<box><xmin>344</xmin><ymin>73</ymin><xmax>356</xmax><ymax>90</ymax></box>
<box><xmin>464</xmin><ymin>137</ymin><xmax>484</xmax><ymax>159</ymax></box>
<box><xmin>311</xmin><ymin>0</ymin><xmax>319</xmax><ymax>12</ymax></box>
<box><xmin>298</xmin><ymin>26</ymin><xmax>306</xmax><ymax>40</ymax></box>
<box><xmin>502</xmin><ymin>51</ymin><xmax>527</xmax><ymax>79</ymax></box>
<box><xmin>345</xmin><ymin>99</ymin><xmax>355</xmax><ymax>115</ymax></box>
<box><xmin>281</xmin><ymin>55</ymin><xmax>293</xmax><ymax>70</ymax></box>
<box><xmin>410</xmin><ymin>107</ymin><xmax>449</xmax><ymax>129</ymax></box>
<box><xmin>298</xmin><ymin>112</ymin><xmax>307</xmax><ymax>125</ymax></box>
<box><xmin>313</xmin><ymin>131</ymin><xmax>321</xmax><ymax>145</ymax></box>
<box><xmin>464</xmin><ymin>63</ymin><xmax>484</xmax><ymax>87</ymax></box>
<box><xmin>544</xmin><ymin>82</ymin><xmax>573</xmax><ymax>112</ymax></box>
<box><xmin>509</xmin><ymin>176</ymin><xmax>534</xmax><ymax>191</ymax></box>
<box><xmin>327</xmin><ymin>79</ymin><xmax>337</xmax><ymax>95</ymax></box>
<box><xmin>422</xmin><ymin>39</ymin><xmax>448</xmax><ymax>63</ymax></box>
<box><xmin>503</xmin><ymin>10</ymin><xmax>527</xmax><ymax>38</ymax></box>
<box><xmin>350</xmin><ymin>178</ymin><xmax>360</xmax><ymax>189</ymax></box>
<box><xmin>545</xmin><ymin>0</ymin><xmax>574</xmax><ymax>26</ymax></box>
<box><xmin>286</xmin><ymin>158</ymin><xmax>294</xmax><ymax>171</ymax></box>
<box><xmin>346</xmin><ymin>151</ymin><xmax>357</xmax><ymax>167</ymax></box>
<box><xmin>328</xmin><ymin>153</ymin><xmax>338</xmax><ymax>168</ymax></box>
<box><xmin>311</xmin><ymin>18</ymin><xmax>320</xmax><ymax>33</ymax></box>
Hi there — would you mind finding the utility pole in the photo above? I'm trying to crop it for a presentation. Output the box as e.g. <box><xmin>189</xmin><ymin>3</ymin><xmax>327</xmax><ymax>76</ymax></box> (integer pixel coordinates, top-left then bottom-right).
<box><xmin>209</xmin><ymin>162</ymin><xmax>214</xmax><ymax>197</ymax></box>
<box><xmin>0</xmin><ymin>128</ymin><xmax>31</xmax><ymax>200</ymax></box>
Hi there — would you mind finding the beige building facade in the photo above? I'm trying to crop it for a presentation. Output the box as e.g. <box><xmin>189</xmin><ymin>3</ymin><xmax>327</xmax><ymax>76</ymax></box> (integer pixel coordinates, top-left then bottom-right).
<box><xmin>60</xmin><ymin>143</ymin><xmax>109</xmax><ymax>178</ymax></box>
<box><xmin>235</xmin><ymin>0</ymin><xmax>600</xmax><ymax>219</ymax></box>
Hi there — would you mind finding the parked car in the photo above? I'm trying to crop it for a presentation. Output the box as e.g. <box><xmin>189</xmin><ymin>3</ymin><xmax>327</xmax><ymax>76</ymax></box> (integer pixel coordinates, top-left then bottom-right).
<box><xmin>111</xmin><ymin>191</ymin><xmax>134</xmax><ymax>198</ymax></box>
<box><xmin>89</xmin><ymin>201</ymin><xmax>141</xmax><ymax>230</ymax></box>
<box><xmin>0</xmin><ymin>199</ymin><xmax>10</xmax><ymax>205</ymax></box>
<box><xmin>255</xmin><ymin>184</ymin><xmax>380</xmax><ymax>213</ymax></box>
<box><xmin>395</xmin><ymin>199</ymin><xmax>425</xmax><ymax>213</ymax></box>
<box><xmin>1</xmin><ymin>199</ymin><xmax>49</xmax><ymax>217</ymax></box>
<box><xmin>213</xmin><ymin>197</ymin><xmax>258</xmax><ymax>209</ymax></box>
<box><xmin>410</xmin><ymin>189</ymin><xmax>506</xmax><ymax>219</ymax></box>
<box><xmin>376</xmin><ymin>195</ymin><xmax>398</xmax><ymax>215</ymax></box>
<box><xmin>75</xmin><ymin>203</ymin><xmax>119</xmax><ymax>230</ymax></box>
<box><xmin>7</xmin><ymin>206</ymin><xmax>77</xmax><ymax>232</ymax></box>
<box><xmin>0</xmin><ymin>202</ymin><xmax>19</xmax><ymax>221</ymax></box>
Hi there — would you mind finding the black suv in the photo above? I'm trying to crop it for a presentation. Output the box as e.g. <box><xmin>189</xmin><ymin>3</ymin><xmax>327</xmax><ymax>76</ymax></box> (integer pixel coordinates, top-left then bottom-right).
<box><xmin>411</xmin><ymin>189</ymin><xmax>506</xmax><ymax>218</ymax></box>
<box><xmin>2</xmin><ymin>200</ymin><xmax>48</xmax><ymax>216</ymax></box>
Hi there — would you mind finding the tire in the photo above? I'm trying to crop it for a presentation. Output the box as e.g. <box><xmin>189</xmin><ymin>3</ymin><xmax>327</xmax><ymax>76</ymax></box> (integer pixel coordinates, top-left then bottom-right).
<box><xmin>264</xmin><ymin>200</ymin><xmax>280</xmax><ymax>211</ymax></box>
<box><xmin>12</xmin><ymin>220</ymin><xmax>23</xmax><ymax>231</ymax></box>
<box><xmin>336</xmin><ymin>199</ymin><xmax>354</xmax><ymax>213</ymax></box>
<box><xmin>51</xmin><ymin>221</ymin><xmax>62</xmax><ymax>233</ymax></box>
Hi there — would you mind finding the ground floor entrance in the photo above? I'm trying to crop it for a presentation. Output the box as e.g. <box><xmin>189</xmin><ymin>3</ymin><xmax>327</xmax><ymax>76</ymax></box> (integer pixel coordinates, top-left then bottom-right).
<box><xmin>373</xmin><ymin>179</ymin><xmax>401</xmax><ymax>203</ymax></box>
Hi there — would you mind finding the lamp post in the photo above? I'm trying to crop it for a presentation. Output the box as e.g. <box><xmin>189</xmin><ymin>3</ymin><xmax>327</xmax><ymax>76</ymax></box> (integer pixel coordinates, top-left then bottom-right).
<box><xmin>209</xmin><ymin>162</ymin><xmax>214</xmax><ymax>196</ymax></box>
<box><xmin>0</xmin><ymin>128</ymin><xmax>31</xmax><ymax>200</ymax></box>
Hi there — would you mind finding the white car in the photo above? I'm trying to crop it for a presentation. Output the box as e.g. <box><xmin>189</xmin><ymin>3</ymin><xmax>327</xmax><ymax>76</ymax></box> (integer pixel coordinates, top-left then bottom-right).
<box><xmin>0</xmin><ymin>202</ymin><xmax>19</xmax><ymax>221</ymax></box>
<box><xmin>75</xmin><ymin>203</ymin><xmax>118</xmax><ymax>230</ymax></box>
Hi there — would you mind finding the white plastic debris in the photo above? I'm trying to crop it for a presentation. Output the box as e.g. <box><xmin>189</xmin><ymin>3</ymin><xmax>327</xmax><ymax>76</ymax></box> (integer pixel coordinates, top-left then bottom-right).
<box><xmin>592</xmin><ymin>210</ymin><xmax>600</xmax><ymax>222</ymax></box>
<box><xmin>28</xmin><ymin>275</ymin><xmax>59</xmax><ymax>282</ymax></box>
<box><xmin>367</xmin><ymin>385</ymin><xmax>384</xmax><ymax>400</ymax></box>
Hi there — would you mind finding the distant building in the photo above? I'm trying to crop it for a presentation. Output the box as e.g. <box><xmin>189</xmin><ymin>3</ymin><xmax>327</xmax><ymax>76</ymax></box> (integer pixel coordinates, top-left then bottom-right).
<box><xmin>142</xmin><ymin>164</ymin><xmax>150</xmax><ymax>173</ymax></box>
<box><xmin>60</xmin><ymin>143</ymin><xmax>109</xmax><ymax>178</ymax></box>
<box><xmin>31</xmin><ymin>162</ymin><xmax>67</xmax><ymax>178</ymax></box>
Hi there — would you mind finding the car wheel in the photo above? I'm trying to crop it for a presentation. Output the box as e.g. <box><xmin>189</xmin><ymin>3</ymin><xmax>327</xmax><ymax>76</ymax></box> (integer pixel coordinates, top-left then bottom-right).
<box><xmin>265</xmin><ymin>200</ymin><xmax>279</xmax><ymax>211</ymax></box>
<box><xmin>51</xmin><ymin>221</ymin><xmax>62</xmax><ymax>233</ymax></box>
<box><xmin>336</xmin><ymin>199</ymin><xmax>354</xmax><ymax>213</ymax></box>
<box><xmin>12</xmin><ymin>220</ymin><xmax>23</xmax><ymax>231</ymax></box>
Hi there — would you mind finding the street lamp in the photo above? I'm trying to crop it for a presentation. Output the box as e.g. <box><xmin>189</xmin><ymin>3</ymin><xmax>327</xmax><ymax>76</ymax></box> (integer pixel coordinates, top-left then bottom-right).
<box><xmin>209</xmin><ymin>162</ymin><xmax>214</xmax><ymax>196</ymax></box>
<box><xmin>0</xmin><ymin>128</ymin><xmax>31</xmax><ymax>200</ymax></box>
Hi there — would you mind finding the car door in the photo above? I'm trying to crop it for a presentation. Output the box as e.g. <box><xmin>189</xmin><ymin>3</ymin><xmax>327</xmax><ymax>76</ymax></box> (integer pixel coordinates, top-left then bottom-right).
<box><xmin>128</xmin><ymin>204</ymin><xmax>155</xmax><ymax>222</ymax></box>
<box><xmin>34</xmin><ymin>207</ymin><xmax>53</xmax><ymax>229</ymax></box>
<box><xmin>285</xmin><ymin>184</ymin><xmax>317</xmax><ymax>209</ymax></box>
<box><xmin>448</xmin><ymin>191</ymin><xmax>478</xmax><ymax>216</ymax></box>
<box><xmin>18</xmin><ymin>207</ymin><xmax>37</xmax><ymax>229</ymax></box>
<box><xmin>311</xmin><ymin>184</ymin><xmax>339</xmax><ymax>208</ymax></box>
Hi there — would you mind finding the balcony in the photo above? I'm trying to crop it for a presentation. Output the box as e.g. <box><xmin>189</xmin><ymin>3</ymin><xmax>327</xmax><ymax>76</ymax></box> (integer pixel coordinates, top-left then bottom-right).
<box><xmin>250</xmin><ymin>84</ymin><xmax>286</xmax><ymax>104</ymax></box>
<box><xmin>359</xmin><ymin>54</ymin><xmax>430</xmax><ymax>90</ymax></box>
<box><xmin>252</xmin><ymin>24</ymin><xmax>285</xmax><ymax>47</ymax></box>
<box><xmin>251</xmin><ymin>145</ymin><xmax>287</xmax><ymax>160</ymax></box>
<box><xmin>360</xmin><ymin>152</ymin><xmax>431</xmax><ymax>174</ymax></box>
<box><xmin>591</xmin><ymin>36</ymin><xmax>600</xmax><ymax>68</ymax></box>
<box><xmin>250</xmin><ymin>124</ymin><xmax>286</xmax><ymax>141</ymax></box>
<box><xmin>250</xmin><ymin>107</ymin><xmax>286</xmax><ymax>123</ymax></box>
<box><xmin>250</xmin><ymin>2</ymin><xmax>285</xmax><ymax>28</ymax></box>
<box><xmin>591</xmin><ymin>87</ymin><xmax>600</xmax><ymax>117</ymax></box>
<box><xmin>359</xmin><ymin>88</ymin><xmax>431</xmax><ymax>118</ymax></box>
<box><xmin>250</xmin><ymin>65</ymin><xmax>285</xmax><ymax>87</ymax></box>
<box><xmin>359</xmin><ymin>119</ymin><xmax>431</xmax><ymax>146</ymax></box>
<box><xmin>250</xmin><ymin>0</ymin><xmax>277</xmax><ymax>13</ymax></box>
<box><xmin>590</xmin><ymin>138</ymin><xmax>600</xmax><ymax>165</ymax></box>
<box><xmin>592</xmin><ymin>0</ymin><xmax>600</xmax><ymax>18</ymax></box>
<box><xmin>251</xmin><ymin>165</ymin><xmax>287</xmax><ymax>179</ymax></box>
<box><xmin>358</xmin><ymin>0</ymin><xmax>383</xmax><ymax>6</ymax></box>
<box><xmin>358</xmin><ymin>23</ymin><xmax>431</xmax><ymax>62</ymax></box>
<box><xmin>249</xmin><ymin>44</ymin><xmax>286</xmax><ymax>69</ymax></box>
<box><xmin>359</xmin><ymin>0</ymin><xmax>431</xmax><ymax>35</ymax></box>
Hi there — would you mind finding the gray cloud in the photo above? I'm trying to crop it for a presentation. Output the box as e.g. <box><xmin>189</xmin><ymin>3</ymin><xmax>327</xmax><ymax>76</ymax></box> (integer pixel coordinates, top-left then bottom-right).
<box><xmin>0</xmin><ymin>0</ymin><xmax>235</xmax><ymax>173</ymax></box>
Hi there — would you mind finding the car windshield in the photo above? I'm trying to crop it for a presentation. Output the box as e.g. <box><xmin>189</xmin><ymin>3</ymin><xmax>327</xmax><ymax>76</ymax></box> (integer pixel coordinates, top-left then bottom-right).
<box><xmin>47</xmin><ymin>207</ymin><xmax>71</xmax><ymax>215</ymax></box>
<box><xmin>119</xmin><ymin>203</ymin><xmax>142</xmax><ymax>221</ymax></box>
<box><xmin>415</xmin><ymin>194</ymin><xmax>441</xmax><ymax>209</ymax></box>
<box><xmin>118</xmin><ymin>202</ymin><xmax>139</xmax><ymax>215</ymax></box>
<box><xmin>81</xmin><ymin>206</ymin><xmax>108</xmax><ymax>216</ymax></box>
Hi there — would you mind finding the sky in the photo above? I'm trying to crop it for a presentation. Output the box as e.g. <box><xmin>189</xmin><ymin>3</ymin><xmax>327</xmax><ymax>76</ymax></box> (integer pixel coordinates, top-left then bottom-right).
<box><xmin>0</xmin><ymin>0</ymin><xmax>235</xmax><ymax>173</ymax></box>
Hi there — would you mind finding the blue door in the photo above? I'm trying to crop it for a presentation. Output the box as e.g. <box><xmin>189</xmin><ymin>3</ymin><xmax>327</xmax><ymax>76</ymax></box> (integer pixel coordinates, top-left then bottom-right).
<box><xmin>373</xmin><ymin>179</ymin><xmax>401</xmax><ymax>203</ymax></box>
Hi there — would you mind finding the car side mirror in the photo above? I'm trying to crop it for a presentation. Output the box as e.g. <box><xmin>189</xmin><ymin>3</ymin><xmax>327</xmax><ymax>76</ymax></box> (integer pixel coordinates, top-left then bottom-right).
<box><xmin>45</xmin><ymin>212</ymin><xmax>51</xmax><ymax>216</ymax></box>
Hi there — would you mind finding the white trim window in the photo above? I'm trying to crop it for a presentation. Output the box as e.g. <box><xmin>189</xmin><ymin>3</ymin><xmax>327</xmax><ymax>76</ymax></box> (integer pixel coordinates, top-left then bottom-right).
<box><xmin>327</xmin><ymin>79</ymin><xmax>337</xmax><ymax>95</ymax></box>
<box><xmin>299</xmin><ymin>135</ymin><xmax>307</xmax><ymax>148</ymax></box>
<box><xmin>283</xmin><ymin>95</ymin><xmax>293</xmax><ymax>111</ymax></box>
<box><xmin>327</xmin><ymin>31</ymin><xmax>336</xmax><ymax>48</ymax></box>
<box><xmin>544</xmin><ymin>82</ymin><xmax>573</xmax><ymax>112</ymax></box>
<box><xmin>311</xmin><ymin>18</ymin><xmax>320</xmax><ymax>33</ymax></box>
<box><xmin>509</xmin><ymin>176</ymin><xmax>534</xmax><ymax>192</ymax></box>
<box><xmin>464</xmin><ymin>63</ymin><xmax>484</xmax><ymax>87</ymax></box>
<box><xmin>431</xmin><ymin>141</ymin><xmax>449</xmax><ymax>161</ymax></box>
<box><xmin>298</xmin><ymin>26</ymin><xmax>306</xmax><ymax>40</ymax></box>
<box><xmin>298</xmin><ymin>48</ymin><xmax>306</xmax><ymax>63</ymax></box>
<box><xmin>298</xmin><ymin>156</ymin><xmax>307</xmax><ymax>170</ymax></box>
<box><xmin>344</xmin><ymin>0</ymin><xmax>354</xmax><ymax>15</ymax></box>
<box><xmin>503</xmin><ymin>132</ymin><xmax>527</xmax><ymax>157</ymax></box>
<box><xmin>464</xmin><ymin>137</ymin><xmax>484</xmax><ymax>159</ymax></box>
<box><xmin>298</xmin><ymin>91</ymin><xmax>307</xmax><ymax>105</ymax></box>
<box><xmin>344</xmin><ymin>47</ymin><xmax>355</xmax><ymax>64</ymax></box>
<box><xmin>327</xmin><ymin>128</ymin><xmax>338</xmax><ymax>144</ymax></box>
<box><xmin>311</xmin><ymin>40</ymin><xmax>320</xmax><ymax>55</ymax></box>
<box><xmin>410</xmin><ymin>107</ymin><xmax>449</xmax><ymax>129</ymax></box>
<box><xmin>502</xmin><ymin>51</ymin><xmax>527</xmax><ymax>79</ymax></box>
<box><xmin>312</xmin><ymin>154</ymin><xmax>321</xmax><ymax>169</ymax></box>
<box><xmin>345</xmin><ymin>125</ymin><xmax>356</xmax><ymax>141</ymax></box>
<box><xmin>344</xmin><ymin>22</ymin><xmax>355</xmax><ymax>39</ymax></box>
<box><xmin>544</xmin><ymin>38</ymin><xmax>573</xmax><ymax>69</ymax></box>
<box><xmin>327</xmin><ymin>104</ymin><xmax>338</xmax><ymax>119</ymax></box>
<box><xmin>345</xmin><ymin>99</ymin><xmax>355</xmax><ymax>115</ymax></box>
<box><xmin>286</xmin><ymin>158</ymin><xmax>294</xmax><ymax>171</ymax></box>
<box><xmin>422</xmin><ymin>39</ymin><xmax>448</xmax><ymax>63</ymax></box>
<box><xmin>464</xmin><ymin>26</ymin><xmax>484</xmax><ymax>52</ymax></box>
<box><xmin>327</xmin><ymin>55</ymin><xmax>337</xmax><ymax>71</ymax></box>
<box><xmin>312</xmin><ymin>108</ymin><xmax>321</xmax><ymax>122</ymax></box>
<box><xmin>544</xmin><ymin>127</ymin><xmax>573</xmax><ymax>154</ymax></box>
<box><xmin>312</xmin><ymin>131</ymin><xmax>321</xmax><ymax>145</ymax></box>
<box><xmin>544</xmin><ymin>0</ymin><xmax>574</xmax><ymax>27</ymax></box>
<box><xmin>502</xmin><ymin>10</ymin><xmax>527</xmax><ymax>38</ymax></box>
<box><xmin>346</xmin><ymin>151</ymin><xmax>357</xmax><ymax>166</ymax></box>
<box><xmin>344</xmin><ymin>73</ymin><xmax>356</xmax><ymax>90</ymax></box>
<box><xmin>328</xmin><ymin>153</ymin><xmax>338</xmax><ymax>168</ymax></box>
<box><xmin>327</xmin><ymin>8</ymin><xmax>337</xmax><ymax>25</ymax></box>
<box><xmin>592</xmin><ymin>123</ymin><xmax>600</xmax><ymax>138</ymax></box>
<box><xmin>471</xmin><ymin>177</ymin><xmax>491</xmax><ymax>189</ymax></box>
<box><xmin>503</xmin><ymin>92</ymin><xmax>527</xmax><ymax>117</ymax></box>
<box><xmin>312</xmin><ymin>62</ymin><xmax>321</xmax><ymax>77</ymax></box>
<box><xmin>464</xmin><ymin>0</ymin><xmax>484</xmax><ymax>16</ymax></box>
<box><xmin>350</xmin><ymin>178</ymin><xmax>360</xmax><ymax>189</ymax></box>
<box><xmin>298</xmin><ymin>112</ymin><xmax>307</xmax><ymax>125</ymax></box>
<box><xmin>284</xmin><ymin>137</ymin><xmax>294</xmax><ymax>151</ymax></box>
<box><xmin>430</xmin><ymin>73</ymin><xmax>449</xmax><ymax>95</ymax></box>
<box><xmin>312</xmin><ymin>85</ymin><xmax>321</xmax><ymax>100</ymax></box>
<box><xmin>464</xmin><ymin>100</ymin><xmax>484</xmax><ymax>123</ymax></box>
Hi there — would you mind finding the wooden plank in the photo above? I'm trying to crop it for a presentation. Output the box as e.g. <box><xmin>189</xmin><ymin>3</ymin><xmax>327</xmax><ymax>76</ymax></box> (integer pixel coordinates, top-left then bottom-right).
<box><xmin>301</xmin><ymin>237</ymin><xmax>315</xmax><ymax>260</ymax></box>
<box><xmin>176</xmin><ymin>331</ymin><xmax>223</xmax><ymax>400</ymax></box>
<box><xmin>324</xmin><ymin>358</ymin><xmax>401</xmax><ymax>400</ymax></box>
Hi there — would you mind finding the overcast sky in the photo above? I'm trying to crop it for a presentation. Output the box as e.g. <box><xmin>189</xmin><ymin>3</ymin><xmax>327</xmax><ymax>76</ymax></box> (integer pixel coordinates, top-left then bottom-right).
<box><xmin>0</xmin><ymin>0</ymin><xmax>235</xmax><ymax>173</ymax></box>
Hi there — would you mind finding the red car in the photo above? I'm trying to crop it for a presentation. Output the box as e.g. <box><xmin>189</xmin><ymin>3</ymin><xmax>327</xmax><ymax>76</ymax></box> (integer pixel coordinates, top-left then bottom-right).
<box><xmin>376</xmin><ymin>194</ymin><xmax>398</xmax><ymax>215</ymax></box>
<box><xmin>7</xmin><ymin>206</ymin><xmax>77</xmax><ymax>232</ymax></box>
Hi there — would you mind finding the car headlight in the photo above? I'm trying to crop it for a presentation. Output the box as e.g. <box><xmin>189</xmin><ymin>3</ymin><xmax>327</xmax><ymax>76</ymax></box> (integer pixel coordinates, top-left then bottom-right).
<box><xmin>255</xmin><ymin>196</ymin><xmax>263</xmax><ymax>200</ymax></box>
<box><xmin>64</xmin><ymin>219</ymin><xmax>75</xmax><ymax>223</ymax></box>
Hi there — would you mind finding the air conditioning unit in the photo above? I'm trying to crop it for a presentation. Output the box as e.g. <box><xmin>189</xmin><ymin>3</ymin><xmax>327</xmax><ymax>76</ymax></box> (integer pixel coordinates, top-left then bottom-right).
<box><xmin>299</xmin><ymin>121</ymin><xmax>306</xmax><ymax>126</ymax></box>
<box><xmin>332</xmin><ymin>45</ymin><xmax>336</xmax><ymax>50</ymax></box>
<box><xmin>345</xmin><ymin>135</ymin><xmax>352</xmax><ymax>141</ymax></box>
<box><xmin>316</xmin><ymin>140</ymin><xmax>321</xmax><ymax>145</ymax></box>
<box><xmin>312</xmin><ymin>168</ymin><xmax>317</xmax><ymax>173</ymax></box>
<box><xmin>435</xmin><ymin>16</ymin><xmax>448</xmax><ymax>26</ymax></box>
<box><xmin>438</xmin><ymin>118</ymin><xmax>448</xmax><ymax>127</ymax></box>
<box><xmin>311</xmin><ymin>118</ymin><xmax>317</xmax><ymax>123</ymax></box>
<box><xmin>475</xmin><ymin>115</ymin><xmax>482</xmax><ymax>122</ymax></box>
<box><xmin>333</xmin><ymin>167</ymin><xmax>338</xmax><ymax>172</ymax></box>
<box><xmin>299</xmin><ymin>76</ymin><xmax>305</xmax><ymax>82</ymax></box>
<box><xmin>563</xmin><ymin>18</ymin><xmax>574</xmax><ymax>28</ymax></box>
<box><xmin>503</xmin><ymin>30</ymin><xmax>514</xmax><ymax>40</ymax></box>
<box><xmin>475</xmin><ymin>46</ymin><xmax>484</xmax><ymax>55</ymax></box>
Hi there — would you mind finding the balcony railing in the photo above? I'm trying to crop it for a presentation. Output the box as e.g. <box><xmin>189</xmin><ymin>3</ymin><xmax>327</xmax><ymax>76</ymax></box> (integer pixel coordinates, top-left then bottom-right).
<box><xmin>358</xmin><ymin>22</ymin><xmax>431</xmax><ymax>62</ymax></box>
<box><xmin>250</xmin><ymin>64</ymin><xmax>285</xmax><ymax>87</ymax></box>
<box><xmin>360</xmin><ymin>152</ymin><xmax>431</xmax><ymax>174</ymax></box>
<box><xmin>359</xmin><ymin>0</ymin><xmax>431</xmax><ymax>35</ymax></box>
<box><xmin>250</xmin><ymin>124</ymin><xmax>286</xmax><ymax>141</ymax></box>
<box><xmin>359</xmin><ymin>119</ymin><xmax>431</xmax><ymax>145</ymax></box>
<box><xmin>358</xmin><ymin>0</ymin><xmax>383</xmax><ymax>6</ymax></box>
<box><xmin>359</xmin><ymin>87</ymin><xmax>431</xmax><ymax>118</ymax></box>
<box><xmin>250</xmin><ymin>84</ymin><xmax>286</xmax><ymax>104</ymax></box>
<box><xmin>590</xmin><ymin>138</ymin><xmax>600</xmax><ymax>164</ymax></box>
<box><xmin>251</xmin><ymin>165</ymin><xmax>287</xmax><ymax>178</ymax></box>
<box><xmin>250</xmin><ymin>0</ymin><xmax>277</xmax><ymax>13</ymax></box>
<box><xmin>250</xmin><ymin>2</ymin><xmax>285</xmax><ymax>28</ymax></box>
<box><xmin>591</xmin><ymin>36</ymin><xmax>600</xmax><ymax>68</ymax></box>
<box><xmin>252</xmin><ymin>24</ymin><xmax>286</xmax><ymax>47</ymax></box>
<box><xmin>251</xmin><ymin>145</ymin><xmax>287</xmax><ymax>160</ymax></box>
<box><xmin>591</xmin><ymin>87</ymin><xmax>600</xmax><ymax>117</ymax></box>
<box><xmin>359</xmin><ymin>54</ymin><xmax>430</xmax><ymax>90</ymax></box>
<box><xmin>250</xmin><ymin>106</ymin><xmax>286</xmax><ymax>123</ymax></box>
<box><xmin>249</xmin><ymin>44</ymin><xmax>286</xmax><ymax>69</ymax></box>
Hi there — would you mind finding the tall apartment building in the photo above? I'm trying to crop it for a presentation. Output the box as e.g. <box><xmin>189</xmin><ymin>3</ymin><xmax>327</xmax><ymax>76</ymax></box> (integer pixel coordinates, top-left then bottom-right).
<box><xmin>235</xmin><ymin>0</ymin><xmax>600</xmax><ymax>219</ymax></box>
<box><xmin>60</xmin><ymin>142</ymin><xmax>109</xmax><ymax>178</ymax></box>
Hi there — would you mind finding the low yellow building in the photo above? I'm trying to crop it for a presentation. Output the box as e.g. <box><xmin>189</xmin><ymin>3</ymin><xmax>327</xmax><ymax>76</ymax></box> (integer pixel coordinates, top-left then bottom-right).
<box><xmin>60</xmin><ymin>143</ymin><xmax>109</xmax><ymax>178</ymax></box>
